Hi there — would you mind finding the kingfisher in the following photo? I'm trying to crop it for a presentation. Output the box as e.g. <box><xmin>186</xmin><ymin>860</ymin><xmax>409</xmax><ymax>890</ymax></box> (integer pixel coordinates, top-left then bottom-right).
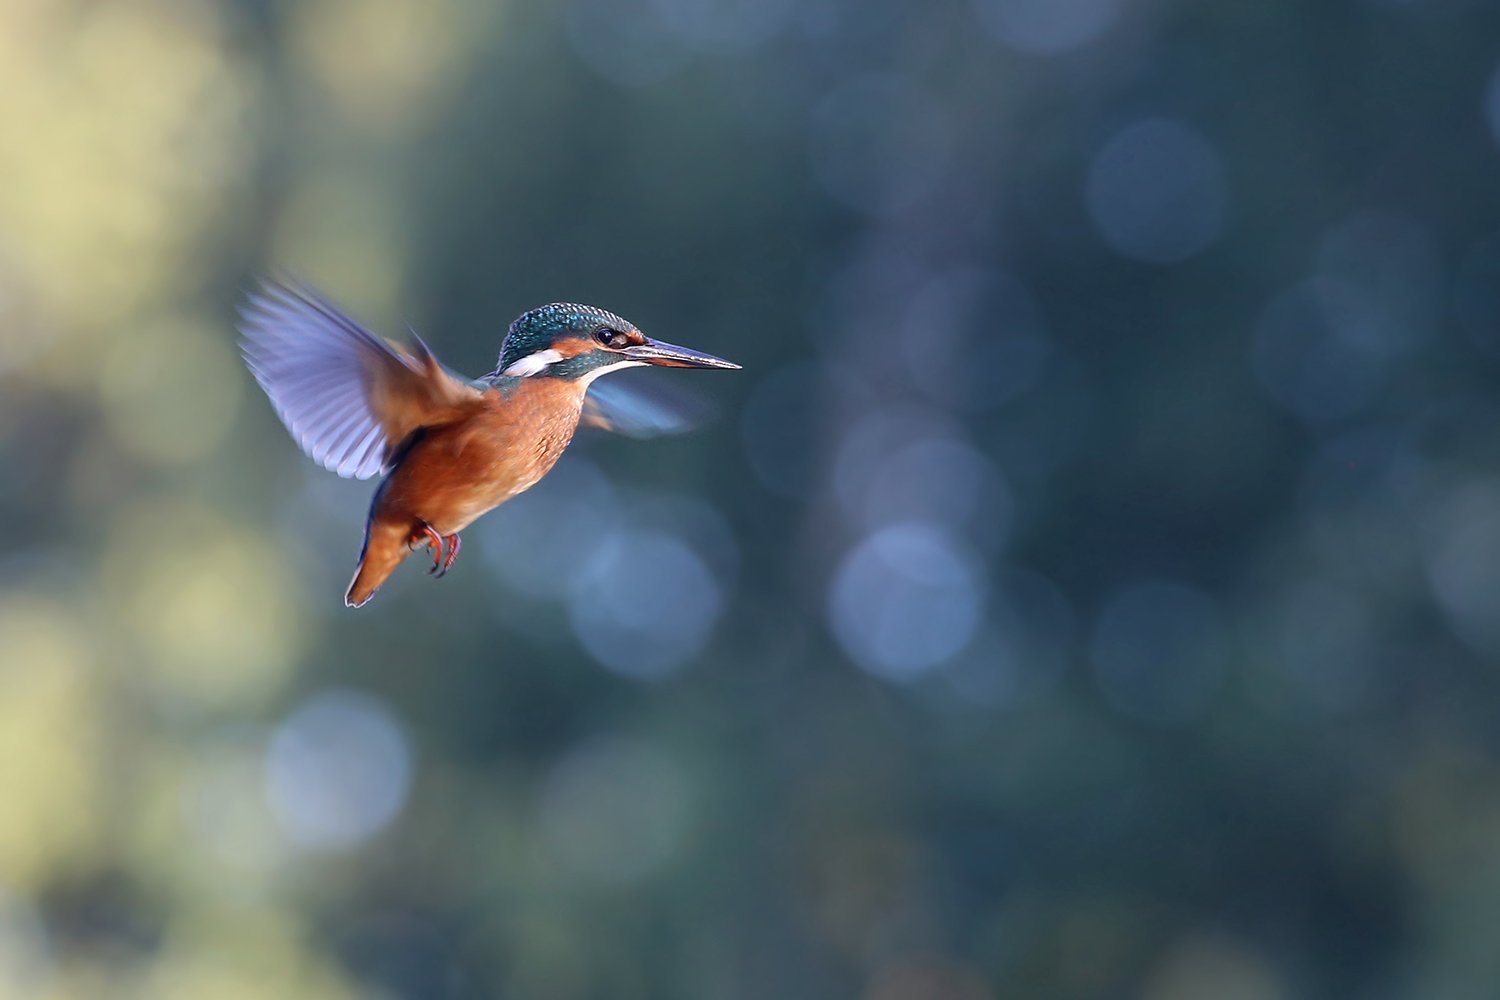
<box><xmin>238</xmin><ymin>278</ymin><xmax>739</xmax><ymax>608</ymax></box>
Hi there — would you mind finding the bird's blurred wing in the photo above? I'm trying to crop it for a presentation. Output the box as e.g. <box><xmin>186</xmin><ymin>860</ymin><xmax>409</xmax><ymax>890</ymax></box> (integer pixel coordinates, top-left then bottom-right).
<box><xmin>580</xmin><ymin>376</ymin><xmax>714</xmax><ymax>438</ymax></box>
<box><xmin>238</xmin><ymin>279</ymin><xmax>482</xmax><ymax>479</ymax></box>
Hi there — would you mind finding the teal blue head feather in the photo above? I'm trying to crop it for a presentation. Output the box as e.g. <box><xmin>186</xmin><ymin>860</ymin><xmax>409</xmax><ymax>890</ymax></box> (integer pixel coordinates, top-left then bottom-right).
<box><xmin>495</xmin><ymin>303</ymin><xmax>642</xmax><ymax>381</ymax></box>
<box><xmin>492</xmin><ymin>301</ymin><xmax>739</xmax><ymax>383</ymax></box>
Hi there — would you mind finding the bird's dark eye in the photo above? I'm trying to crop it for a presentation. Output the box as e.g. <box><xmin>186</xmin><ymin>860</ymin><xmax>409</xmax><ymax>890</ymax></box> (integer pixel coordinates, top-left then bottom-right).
<box><xmin>595</xmin><ymin>327</ymin><xmax>629</xmax><ymax>349</ymax></box>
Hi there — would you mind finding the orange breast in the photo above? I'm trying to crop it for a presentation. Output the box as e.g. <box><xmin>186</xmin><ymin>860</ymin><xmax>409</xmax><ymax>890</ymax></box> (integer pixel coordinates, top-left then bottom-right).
<box><xmin>371</xmin><ymin>379</ymin><xmax>585</xmax><ymax>534</ymax></box>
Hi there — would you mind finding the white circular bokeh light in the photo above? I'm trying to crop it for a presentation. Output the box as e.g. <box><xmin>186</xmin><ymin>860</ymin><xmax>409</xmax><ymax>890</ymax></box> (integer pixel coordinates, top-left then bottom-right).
<box><xmin>829</xmin><ymin>522</ymin><xmax>986</xmax><ymax>681</ymax></box>
<box><xmin>569</xmin><ymin>529</ymin><xmax>725</xmax><ymax>680</ymax></box>
<box><xmin>264</xmin><ymin>689</ymin><xmax>413</xmax><ymax>850</ymax></box>
<box><xmin>1087</xmin><ymin>119</ymin><xmax>1228</xmax><ymax>263</ymax></box>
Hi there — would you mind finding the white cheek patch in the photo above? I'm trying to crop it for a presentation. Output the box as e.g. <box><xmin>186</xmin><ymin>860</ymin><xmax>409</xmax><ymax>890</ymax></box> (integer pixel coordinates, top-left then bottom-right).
<box><xmin>577</xmin><ymin>359</ymin><xmax>648</xmax><ymax>388</ymax></box>
<box><xmin>502</xmin><ymin>348</ymin><xmax>564</xmax><ymax>377</ymax></box>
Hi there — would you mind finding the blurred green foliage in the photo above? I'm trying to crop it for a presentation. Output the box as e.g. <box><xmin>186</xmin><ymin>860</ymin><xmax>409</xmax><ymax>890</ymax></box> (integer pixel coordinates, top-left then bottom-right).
<box><xmin>5</xmin><ymin>0</ymin><xmax>1500</xmax><ymax>997</ymax></box>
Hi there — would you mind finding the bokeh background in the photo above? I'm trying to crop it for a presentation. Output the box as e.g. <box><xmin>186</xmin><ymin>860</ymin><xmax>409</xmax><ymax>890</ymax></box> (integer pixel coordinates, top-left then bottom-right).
<box><xmin>5</xmin><ymin>0</ymin><xmax>1500</xmax><ymax>997</ymax></box>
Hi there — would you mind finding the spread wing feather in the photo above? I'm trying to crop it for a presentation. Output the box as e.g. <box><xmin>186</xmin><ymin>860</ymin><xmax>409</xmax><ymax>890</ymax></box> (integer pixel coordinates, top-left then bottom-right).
<box><xmin>580</xmin><ymin>377</ymin><xmax>712</xmax><ymax>438</ymax></box>
<box><xmin>238</xmin><ymin>279</ymin><xmax>482</xmax><ymax>479</ymax></box>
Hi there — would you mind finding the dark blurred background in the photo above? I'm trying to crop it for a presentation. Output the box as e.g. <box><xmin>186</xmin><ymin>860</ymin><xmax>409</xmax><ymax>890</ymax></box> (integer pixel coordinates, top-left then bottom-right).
<box><xmin>4</xmin><ymin>0</ymin><xmax>1500</xmax><ymax>997</ymax></box>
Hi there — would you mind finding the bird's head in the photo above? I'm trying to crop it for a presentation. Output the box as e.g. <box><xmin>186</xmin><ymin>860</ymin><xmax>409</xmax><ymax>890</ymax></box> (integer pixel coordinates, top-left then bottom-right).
<box><xmin>495</xmin><ymin>303</ymin><xmax>738</xmax><ymax>384</ymax></box>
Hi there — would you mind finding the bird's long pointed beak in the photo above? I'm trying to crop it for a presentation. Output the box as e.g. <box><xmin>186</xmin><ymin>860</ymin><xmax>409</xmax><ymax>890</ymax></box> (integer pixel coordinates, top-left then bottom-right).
<box><xmin>622</xmin><ymin>338</ymin><xmax>740</xmax><ymax>370</ymax></box>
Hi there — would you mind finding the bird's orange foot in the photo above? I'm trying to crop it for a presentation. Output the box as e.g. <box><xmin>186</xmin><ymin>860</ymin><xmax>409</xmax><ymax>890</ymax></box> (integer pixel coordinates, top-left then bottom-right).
<box><xmin>409</xmin><ymin>523</ymin><xmax>445</xmax><ymax>573</ymax></box>
<box><xmin>432</xmin><ymin>534</ymin><xmax>461</xmax><ymax>578</ymax></box>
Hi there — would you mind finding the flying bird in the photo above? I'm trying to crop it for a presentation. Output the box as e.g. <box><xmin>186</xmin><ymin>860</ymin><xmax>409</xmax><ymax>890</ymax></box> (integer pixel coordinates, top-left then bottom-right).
<box><xmin>238</xmin><ymin>279</ymin><xmax>739</xmax><ymax>608</ymax></box>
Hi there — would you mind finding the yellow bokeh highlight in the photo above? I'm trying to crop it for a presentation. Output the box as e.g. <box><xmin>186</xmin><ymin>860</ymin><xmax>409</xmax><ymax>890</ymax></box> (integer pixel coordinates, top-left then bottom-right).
<box><xmin>270</xmin><ymin>170</ymin><xmax>407</xmax><ymax>318</ymax></box>
<box><xmin>98</xmin><ymin>315</ymin><xmax>246</xmax><ymax>468</ymax></box>
<box><xmin>286</xmin><ymin>0</ymin><xmax>496</xmax><ymax>132</ymax></box>
<box><xmin>128</xmin><ymin>736</ymin><xmax>286</xmax><ymax>908</ymax></box>
<box><xmin>139</xmin><ymin>908</ymin><xmax>356</xmax><ymax>1000</ymax></box>
<box><xmin>35</xmin><ymin>960</ymin><xmax>122</xmax><ymax>1000</ymax></box>
<box><xmin>100</xmin><ymin>498</ymin><xmax>308</xmax><ymax>713</ymax></box>
<box><xmin>0</xmin><ymin>596</ymin><xmax>103</xmax><ymax>889</ymax></box>
<box><xmin>0</xmin><ymin>0</ymin><xmax>258</xmax><ymax>365</ymax></box>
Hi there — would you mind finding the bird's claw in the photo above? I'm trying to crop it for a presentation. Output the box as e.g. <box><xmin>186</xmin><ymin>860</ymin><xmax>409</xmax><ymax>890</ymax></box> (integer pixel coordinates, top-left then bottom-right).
<box><xmin>431</xmin><ymin>533</ymin><xmax>460</xmax><ymax>578</ymax></box>
<box><xmin>411</xmin><ymin>525</ymin><xmax>460</xmax><ymax>579</ymax></box>
<box><xmin>410</xmin><ymin>523</ymin><xmax>445</xmax><ymax>574</ymax></box>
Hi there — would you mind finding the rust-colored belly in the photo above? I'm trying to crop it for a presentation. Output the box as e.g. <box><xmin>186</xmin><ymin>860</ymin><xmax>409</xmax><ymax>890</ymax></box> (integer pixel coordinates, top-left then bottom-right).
<box><xmin>371</xmin><ymin>384</ymin><xmax>583</xmax><ymax>535</ymax></box>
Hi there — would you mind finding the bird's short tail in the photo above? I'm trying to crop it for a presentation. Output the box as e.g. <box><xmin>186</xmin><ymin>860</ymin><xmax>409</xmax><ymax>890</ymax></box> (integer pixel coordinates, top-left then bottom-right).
<box><xmin>345</xmin><ymin>522</ymin><xmax>412</xmax><ymax>608</ymax></box>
